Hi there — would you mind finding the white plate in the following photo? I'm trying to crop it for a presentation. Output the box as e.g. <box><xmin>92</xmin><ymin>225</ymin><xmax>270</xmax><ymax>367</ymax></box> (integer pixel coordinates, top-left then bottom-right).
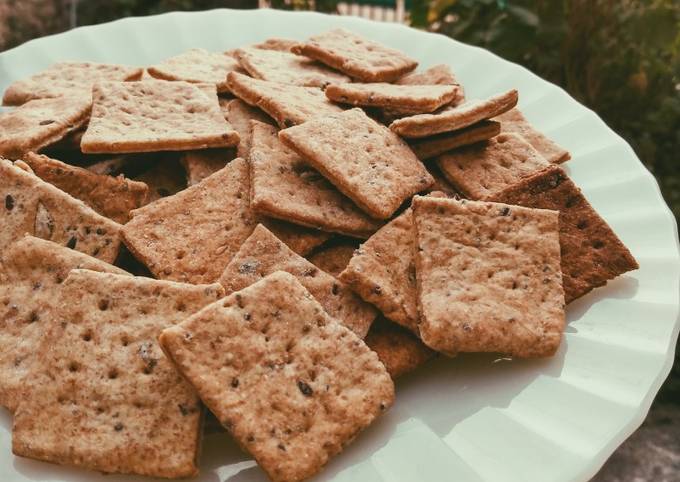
<box><xmin>1</xmin><ymin>8</ymin><xmax>679</xmax><ymax>482</ymax></box>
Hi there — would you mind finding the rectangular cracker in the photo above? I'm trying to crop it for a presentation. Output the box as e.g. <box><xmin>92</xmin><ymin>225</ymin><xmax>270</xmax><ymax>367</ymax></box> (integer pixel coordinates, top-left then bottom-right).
<box><xmin>147</xmin><ymin>48</ymin><xmax>243</xmax><ymax>93</ymax></box>
<box><xmin>325</xmin><ymin>82</ymin><xmax>459</xmax><ymax>113</ymax></box>
<box><xmin>234</xmin><ymin>47</ymin><xmax>350</xmax><ymax>88</ymax></box>
<box><xmin>23</xmin><ymin>152</ymin><xmax>149</xmax><ymax>224</ymax></box>
<box><xmin>12</xmin><ymin>269</ymin><xmax>224</xmax><ymax>478</ymax></box>
<box><xmin>180</xmin><ymin>148</ymin><xmax>235</xmax><ymax>186</ymax></box>
<box><xmin>412</xmin><ymin>196</ymin><xmax>565</xmax><ymax>357</ymax></box>
<box><xmin>2</xmin><ymin>61</ymin><xmax>143</xmax><ymax>106</ymax></box>
<box><xmin>279</xmin><ymin>108</ymin><xmax>434</xmax><ymax>219</ymax></box>
<box><xmin>0</xmin><ymin>236</ymin><xmax>126</xmax><ymax>412</ymax></box>
<box><xmin>159</xmin><ymin>271</ymin><xmax>394</xmax><ymax>482</ymax></box>
<box><xmin>496</xmin><ymin>108</ymin><xmax>571</xmax><ymax>164</ymax></box>
<box><xmin>292</xmin><ymin>28</ymin><xmax>417</xmax><ymax>82</ymax></box>
<box><xmin>250</xmin><ymin>121</ymin><xmax>382</xmax><ymax>238</ymax></box>
<box><xmin>219</xmin><ymin>224</ymin><xmax>376</xmax><ymax>338</ymax></box>
<box><xmin>0</xmin><ymin>159</ymin><xmax>122</xmax><ymax>263</ymax></box>
<box><xmin>436</xmin><ymin>132</ymin><xmax>551</xmax><ymax>199</ymax></box>
<box><xmin>0</xmin><ymin>95</ymin><xmax>91</xmax><ymax>159</ymax></box>
<box><xmin>224</xmin><ymin>98</ymin><xmax>274</xmax><ymax>159</ymax></box>
<box><xmin>409</xmin><ymin>120</ymin><xmax>500</xmax><ymax>160</ymax></box>
<box><xmin>80</xmin><ymin>80</ymin><xmax>239</xmax><ymax>153</ymax></box>
<box><xmin>227</xmin><ymin>71</ymin><xmax>343</xmax><ymax>128</ymax></box>
<box><xmin>390</xmin><ymin>89</ymin><xmax>518</xmax><ymax>138</ymax></box>
<box><xmin>488</xmin><ymin>165</ymin><xmax>638</xmax><ymax>303</ymax></box>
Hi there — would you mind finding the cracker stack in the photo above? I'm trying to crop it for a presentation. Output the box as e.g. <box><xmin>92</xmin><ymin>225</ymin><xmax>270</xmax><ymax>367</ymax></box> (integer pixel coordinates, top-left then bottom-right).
<box><xmin>0</xmin><ymin>27</ymin><xmax>638</xmax><ymax>481</ymax></box>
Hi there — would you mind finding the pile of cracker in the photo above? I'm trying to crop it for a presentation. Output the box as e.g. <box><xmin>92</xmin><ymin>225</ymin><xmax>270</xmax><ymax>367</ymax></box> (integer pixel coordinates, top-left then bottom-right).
<box><xmin>0</xmin><ymin>28</ymin><xmax>638</xmax><ymax>482</ymax></box>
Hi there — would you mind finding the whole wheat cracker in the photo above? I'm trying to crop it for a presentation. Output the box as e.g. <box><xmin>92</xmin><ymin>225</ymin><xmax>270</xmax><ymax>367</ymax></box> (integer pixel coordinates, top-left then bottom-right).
<box><xmin>265</xmin><ymin>219</ymin><xmax>332</xmax><ymax>257</ymax></box>
<box><xmin>147</xmin><ymin>48</ymin><xmax>243</xmax><ymax>93</ymax></box>
<box><xmin>234</xmin><ymin>47</ymin><xmax>350</xmax><ymax>88</ymax></box>
<box><xmin>0</xmin><ymin>159</ymin><xmax>122</xmax><ymax>263</ymax></box>
<box><xmin>496</xmin><ymin>108</ymin><xmax>571</xmax><ymax>164</ymax></box>
<box><xmin>250</xmin><ymin>121</ymin><xmax>382</xmax><ymax>238</ymax></box>
<box><xmin>80</xmin><ymin>80</ymin><xmax>239</xmax><ymax>153</ymax></box>
<box><xmin>180</xmin><ymin>148</ymin><xmax>236</xmax><ymax>186</ymax></box>
<box><xmin>225</xmin><ymin>98</ymin><xmax>275</xmax><ymax>159</ymax></box>
<box><xmin>325</xmin><ymin>82</ymin><xmax>459</xmax><ymax>113</ymax></box>
<box><xmin>307</xmin><ymin>241</ymin><xmax>358</xmax><ymax>277</ymax></box>
<box><xmin>0</xmin><ymin>95</ymin><xmax>91</xmax><ymax>159</ymax></box>
<box><xmin>23</xmin><ymin>152</ymin><xmax>149</xmax><ymax>224</ymax></box>
<box><xmin>488</xmin><ymin>165</ymin><xmax>638</xmax><ymax>303</ymax></box>
<box><xmin>412</xmin><ymin>196</ymin><xmax>565</xmax><ymax>357</ymax></box>
<box><xmin>390</xmin><ymin>89</ymin><xmax>518</xmax><ymax>138</ymax></box>
<box><xmin>436</xmin><ymin>133</ymin><xmax>551</xmax><ymax>200</ymax></box>
<box><xmin>0</xmin><ymin>237</ymin><xmax>126</xmax><ymax>412</ymax></box>
<box><xmin>133</xmin><ymin>156</ymin><xmax>188</xmax><ymax>203</ymax></box>
<box><xmin>218</xmin><ymin>224</ymin><xmax>376</xmax><ymax>339</ymax></box>
<box><xmin>409</xmin><ymin>120</ymin><xmax>500</xmax><ymax>161</ymax></box>
<box><xmin>2</xmin><ymin>61</ymin><xmax>143</xmax><ymax>106</ymax></box>
<box><xmin>252</xmin><ymin>38</ymin><xmax>300</xmax><ymax>52</ymax></box>
<box><xmin>279</xmin><ymin>108</ymin><xmax>434</xmax><ymax>220</ymax></box>
<box><xmin>12</xmin><ymin>270</ymin><xmax>224</xmax><ymax>478</ymax></box>
<box><xmin>227</xmin><ymin>71</ymin><xmax>343</xmax><ymax>129</ymax></box>
<box><xmin>85</xmin><ymin>156</ymin><xmax>130</xmax><ymax>176</ymax></box>
<box><xmin>159</xmin><ymin>271</ymin><xmax>394</xmax><ymax>482</ymax></box>
<box><xmin>292</xmin><ymin>28</ymin><xmax>417</xmax><ymax>82</ymax></box>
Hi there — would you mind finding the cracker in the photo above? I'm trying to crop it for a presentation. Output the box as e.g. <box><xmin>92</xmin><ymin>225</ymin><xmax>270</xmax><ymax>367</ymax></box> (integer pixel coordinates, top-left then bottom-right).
<box><xmin>390</xmin><ymin>89</ymin><xmax>518</xmax><ymax>138</ymax></box>
<box><xmin>279</xmin><ymin>108</ymin><xmax>433</xmax><ymax>219</ymax></box>
<box><xmin>159</xmin><ymin>271</ymin><xmax>394</xmax><ymax>482</ymax></box>
<box><xmin>147</xmin><ymin>48</ymin><xmax>243</xmax><ymax>93</ymax></box>
<box><xmin>180</xmin><ymin>148</ymin><xmax>235</xmax><ymax>186</ymax></box>
<box><xmin>412</xmin><ymin>196</ymin><xmax>565</xmax><ymax>357</ymax></box>
<box><xmin>292</xmin><ymin>28</ymin><xmax>417</xmax><ymax>82</ymax></box>
<box><xmin>225</xmin><ymin>98</ymin><xmax>274</xmax><ymax>159</ymax></box>
<box><xmin>325</xmin><ymin>82</ymin><xmax>459</xmax><ymax>113</ymax></box>
<box><xmin>424</xmin><ymin>162</ymin><xmax>461</xmax><ymax>197</ymax></box>
<box><xmin>23</xmin><ymin>152</ymin><xmax>149</xmax><ymax>224</ymax></box>
<box><xmin>234</xmin><ymin>47</ymin><xmax>351</xmax><ymax>88</ymax></box>
<box><xmin>436</xmin><ymin>133</ymin><xmax>551</xmax><ymax>199</ymax></box>
<box><xmin>133</xmin><ymin>156</ymin><xmax>188</xmax><ymax>203</ymax></box>
<box><xmin>496</xmin><ymin>108</ymin><xmax>571</xmax><ymax>164</ymax></box>
<box><xmin>488</xmin><ymin>165</ymin><xmax>638</xmax><ymax>303</ymax></box>
<box><xmin>85</xmin><ymin>156</ymin><xmax>130</xmax><ymax>176</ymax></box>
<box><xmin>308</xmin><ymin>241</ymin><xmax>358</xmax><ymax>277</ymax></box>
<box><xmin>219</xmin><ymin>225</ymin><xmax>376</xmax><ymax>338</ymax></box>
<box><xmin>252</xmin><ymin>37</ymin><xmax>300</xmax><ymax>52</ymax></box>
<box><xmin>122</xmin><ymin>158</ymin><xmax>326</xmax><ymax>284</ymax></box>
<box><xmin>80</xmin><ymin>80</ymin><xmax>239</xmax><ymax>153</ymax></box>
<box><xmin>409</xmin><ymin>120</ymin><xmax>501</xmax><ymax>160</ymax></box>
<box><xmin>0</xmin><ymin>95</ymin><xmax>91</xmax><ymax>159</ymax></box>
<box><xmin>265</xmin><ymin>219</ymin><xmax>332</xmax><ymax>257</ymax></box>
<box><xmin>250</xmin><ymin>121</ymin><xmax>382</xmax><ymax>237</ymax></box>
<box><xmin>364</xmin><ymin>317</ymin><xmax>435</xmax><ymax>379</ymax></box>
<box><xmin>2</xmin><ymin>61</ymin><xmax>143</xmax><ymax>106</ymax></box>
<box><xmin>0</xmin><ymin>159</ymin><xmax>122</xmax><ymax>263</ymax></box>
<box><xmin>0</xmin><ymin>237</ymin><xmax>126</xmax><ymax>412</ymax></box>
<box><xmin>227</xmin><ymin>71</ymin><xmax>343</xmax><ymax>129</ymax></box>
<box><xmin>12</xmin><ymin>269</ymin><xmax>223</xmax><ymax>477</ymax></box>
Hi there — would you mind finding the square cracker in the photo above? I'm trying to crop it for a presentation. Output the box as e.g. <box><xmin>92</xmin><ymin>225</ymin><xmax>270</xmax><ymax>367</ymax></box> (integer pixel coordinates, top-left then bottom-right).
<box><xmin>224</xmin><ymin>98</ymin><xmax>274</xmax><ymax>159</ymax></box>
<box><xmin>292</xmin><ymin>28</ymin><xmax>417</xmax><ymax>82</ymax></box>
<box><xmin>2</xmin><ymin>61</ymin><xmax>143</xmax><ymax>106</ymax></box>
<box><xmin>147</xmin><ymin>48</ymin><xmax>243</xmax><ymax>93</ymax></box>
<box><xmin>12</xmin><ymin>269</ymin><xmax>224</xmax><ymax>478</ymax></box>
<box><xmin>496</xmin><ymin>108</ymin><xmax>571</xmax><ymax>164</ymax></box>
<box><xmin>159</xmin><ymin>271</ymin><xmax>394</xmax><ymax>482</ymax></box>
<box><xmin>227</xmin><ymin>71</ymin><xmax>343</xmax><ymax>128</ymax></box>
<box><xmin>412</xmin><ymin>196</ymin><xmax>565</xmax><ymax>357</ymax></box>
<box><xmin>436</xmin><ymin>132</ymin><xmax>551</xmax><ymax>200</ymax></box>
<box><xmin>488</xmin><ymin>165</ymin><xmax>638</xmax><ymax>303</ymax></box>
<box><xmin>279</xmin><ymin>108</ymin><xmax>434</xmax><ymax>220</ymax></box>
<box><xmin>0</xmin><ymin>236</ymin><xmax>126</xmax><ymax>412</ymax></box>
<box><xmin>0</xmin><ymin>95</ymin><xmax>91</xmax><ymax>159</ymax></box>
<box><xmin>250</xmin><ymin>121</ymin><xmax>382</xmax><ymax>238</ymax></box>
<box><xmin>23</xmin><ymin>152</ymin><xmax>149</xmax><ymax>224</ymax></box>
<box><xmin>122</xmin><ymin>158</ymin><xmax>327</xmax><ymax>284</ymax></box>
<box><xmin>390</xmin><ymin>89</ymin><xmax>518</xmax><ymax>138</ymax></box>
<box><xmin>180</xmin><ymin>148</ymin><xmax>236</xmax><ymax>186</ymax></box>
<box><xmin>325</xmin><ymin>82</ymin><xmax>460</xmax><ymax>113</ymax></box>
<box><xmin>80</xmin><ymin>80</ymin><xmax>239</xmax><ymax>153</ymax></box>
<box><xmin>234</xmin><ymin>47</ymin><xmax>350</xmax><ymax>88</ymax></box>
<box><xmin>0</xmin><ymin>159</ymin><xmax>122</xmax><ymax>263</ymax></box>
<box><xmin>219</xmin><ymin>224</ymin><xmax>376</xmax><ymax>339</ymax></box>
<box><xmin>409</xmin><ymin>120</ymin><xmax>500</xmax><ymax>161</ymax></box>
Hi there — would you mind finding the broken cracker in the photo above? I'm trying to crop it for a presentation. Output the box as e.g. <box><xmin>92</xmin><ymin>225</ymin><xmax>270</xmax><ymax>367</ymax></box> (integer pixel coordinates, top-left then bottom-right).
<box><xmin>496</xmin><ymin>108</ymin><xmax>570</xmax><ymax>164</ymax></box>
<box><xmin>409</xmin><ymin>120</ymin><xmax>500</xmax><ymax>161</ymax></box>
